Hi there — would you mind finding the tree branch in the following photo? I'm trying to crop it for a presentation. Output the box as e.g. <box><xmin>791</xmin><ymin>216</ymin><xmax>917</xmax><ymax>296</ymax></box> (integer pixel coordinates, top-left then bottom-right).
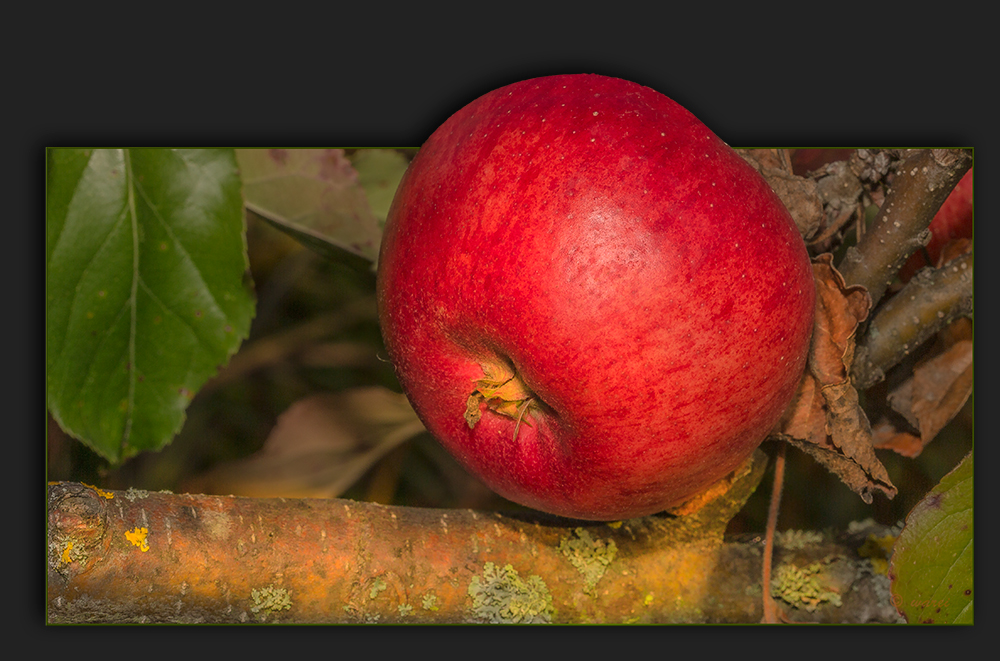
<box><xmin>837</xmin><ymin>149</ymin><xmax>972</xmax><ymax>308</ymax></box>
<box><xmin>853</xmin><ymin>250</ymin><xmax>973</xmax><ymax>390</ymax></box>
<box><xmin>47</xmin><ymin>457</ymin><xmax>902</xmax><ymax>624</ymax></box>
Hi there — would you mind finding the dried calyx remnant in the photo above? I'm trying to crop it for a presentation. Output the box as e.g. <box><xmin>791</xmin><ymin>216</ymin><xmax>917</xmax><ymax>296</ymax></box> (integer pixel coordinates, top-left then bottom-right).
<box><xmin>465</xmin><ymin>361</ymin><xmax>543</xmax><ymax>440</ymax></box>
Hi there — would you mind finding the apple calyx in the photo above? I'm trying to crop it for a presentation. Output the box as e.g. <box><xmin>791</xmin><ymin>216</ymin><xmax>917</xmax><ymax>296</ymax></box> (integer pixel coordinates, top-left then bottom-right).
<box><xmin>464</xmin><ymin>362</ymin><xmax>541</xmax><ymax>439</ymax></box>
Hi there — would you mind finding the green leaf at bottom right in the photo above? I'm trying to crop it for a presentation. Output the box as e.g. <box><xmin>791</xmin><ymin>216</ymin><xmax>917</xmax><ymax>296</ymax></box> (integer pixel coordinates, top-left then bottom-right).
<box><xmin>889</xmin><ymin>449</ymin><xmax>973</xmax><ymax>624</ymax></box>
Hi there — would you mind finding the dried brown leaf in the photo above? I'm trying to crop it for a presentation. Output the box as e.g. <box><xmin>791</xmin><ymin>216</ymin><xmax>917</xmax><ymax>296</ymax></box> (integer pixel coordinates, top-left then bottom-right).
<box><xmin>883</xmin><ymin>339</ymin><xmax>973</xmax><ymax>454</ymax></box>
<box><xmin>773</xmin><ymin>255</ymin><xmax>896</xmax><ymax>502</ymax></box>
<box><xmin>737</xmin><ymin>149</ymin><xmax>824</xmax><ymax>240</ymax></box>
<box><xmin>871</xmin><ymin>419</ymin><xmax>924</xmax><ymax>459</ymax></box>
<box><xmin>775</xmin><ymin>372</ymin><xmax>827</xmax><ymax>447</ymax></box>
<box><xmin>181</xmin><ymin>388</ymin><xmax>425</xmax><ymax>499</ymax></box>
<box><xmin>809</xmin><ymin>254</ymin><xmax>872</xmax><ymax>384</ymax></box>
<box><xmin>939</xmin><ymin>315</ymin><xmax>973</xmax><ymax>347</ymax></box>
<box><xmin>936</xmin><ymin>237</ymin><xmax>973</xmax><ymax>267</ymax></box>
<box><xmin>820</xmin><ymin>382</ymin><xmax>895</xmax><ymax>502</ymax></box>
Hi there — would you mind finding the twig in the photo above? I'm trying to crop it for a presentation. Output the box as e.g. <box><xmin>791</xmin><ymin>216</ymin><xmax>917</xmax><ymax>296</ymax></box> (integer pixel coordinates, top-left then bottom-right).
<box><xmin>852</xmin><ymin>250</ymin><xmax>973</xmax><ymax>390</ymax></box>
<box><xmin>837</xmin><ymin>149</ymin><xmax>972</xmax><ymax>308</ymax></box>
<box><xmin>760</xmin><ymin>443</ymin><xmax>787</xmax><ymax>623</ymax></box>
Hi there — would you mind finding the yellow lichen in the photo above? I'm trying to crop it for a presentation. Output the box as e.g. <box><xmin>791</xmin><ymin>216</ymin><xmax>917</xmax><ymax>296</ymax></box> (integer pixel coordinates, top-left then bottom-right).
<box><xmin>125</xmin><ymin>527</ymin><xmax>150</xmax><ymax>552</ymax></box>
<box><xmin>858</xmin><ymin>533</ymin><xmax>897</xmax><ymax>575</ymax></box>
<box><xmin>82</xmin><ymin>483</ymin><xmax>114</xmax><ymax>499</ymax></box>
<box><xmin>250</xmin><ymin>586</ymin><xmax>292</xmax><ymax>620</ymax></box>
<box><xmin>61</xmin><ymin>541</ymin><xmax>73</xmax><ymax>564</ymax></box>
<box><xmin>771</xmin><ymin>562</ymin><xmax>842</xmax><ymax>612</ymax></box>
<box><xmin>665</xmin><ymin>454</ymin><xmax>754</xmax><ymax>516</ymax></box>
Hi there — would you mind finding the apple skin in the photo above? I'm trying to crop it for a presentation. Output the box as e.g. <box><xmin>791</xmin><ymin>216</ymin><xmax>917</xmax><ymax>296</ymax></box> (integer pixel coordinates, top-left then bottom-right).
<box><xmin>376</xmin><ymin>74</ymin><xmax>815</xmax><ymax>520</ymax></box>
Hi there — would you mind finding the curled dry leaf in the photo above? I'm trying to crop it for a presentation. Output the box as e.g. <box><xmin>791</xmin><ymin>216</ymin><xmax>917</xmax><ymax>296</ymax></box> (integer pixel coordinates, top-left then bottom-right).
<box><xmin>774</xmin><ymin>254</ymin><xmax>896</xmax><ymax>503</ymax></box>
<box><xmin>873</xmin><ymin>332</ymin><xmax>973</xmax><ymax>459</ymax></box>
<box><xmin>808</xmin><ymin>254</ymin><xmax>872</xmax><ymax>383</ymax></box>
<box><xmin>181</xmin><ymin>388</ymin><xmax>426</xmax><ymax>499</ymax></box>
<box><xmin>870</xmin><ymin>419</ymin><xmax>923</xmax><ymax>460</ymax></box>
<box><xmin>890</xmin><ymin>339</ymin><xmax>972</xmax><ymax>435</ymax></box>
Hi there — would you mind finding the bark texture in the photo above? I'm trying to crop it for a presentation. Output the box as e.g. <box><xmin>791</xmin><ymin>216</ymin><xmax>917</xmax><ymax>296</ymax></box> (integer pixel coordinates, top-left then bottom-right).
<box><xmin>47</xmin><ymin>453</ymin><xmax>903</xmax><ymax>624</ymax></box>
<box><xmin>838</xmin><ymin>149</ymin><xmax>972</xmax><ymax>308</ymax></box>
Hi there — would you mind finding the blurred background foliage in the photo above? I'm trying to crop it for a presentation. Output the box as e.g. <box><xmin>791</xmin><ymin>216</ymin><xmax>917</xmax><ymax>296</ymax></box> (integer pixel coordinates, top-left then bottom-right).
<box><xmin>46</xmin><ymin>148</ymin><xmax>973</xmax><ymax>536</ymax></box>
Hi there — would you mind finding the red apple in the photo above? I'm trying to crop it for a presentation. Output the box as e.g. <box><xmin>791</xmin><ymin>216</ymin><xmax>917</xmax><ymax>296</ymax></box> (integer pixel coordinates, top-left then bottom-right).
<box><xmin>790</xmin><ymin>148</ymin><xmax>855</xmax><ymax>176</ymax></box>
<box><xmin>376</xmin><ymin>74</ymin><xmax>815</xmax><ymax>520</ymax></box>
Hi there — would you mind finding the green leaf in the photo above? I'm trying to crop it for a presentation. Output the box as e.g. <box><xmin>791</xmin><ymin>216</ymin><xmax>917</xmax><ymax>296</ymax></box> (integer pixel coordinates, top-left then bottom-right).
<box><xmin>236</xmin><ymin>149</ymin><xmax>385</xmax><ymax>268</ymax></box>
<box><xmin>347</xmin><ymin>149</ymin><xmax>413</xmax><ymax>227</ymax></box>
<box><xmin>46</xmin><ymin>149</ymin><xmax>253</xmax><ymax>463</ymax></box>
<box><xmin>889</xmin><ymin>449</ymin><xmax>973</xmax><ymax>624</ymax></box>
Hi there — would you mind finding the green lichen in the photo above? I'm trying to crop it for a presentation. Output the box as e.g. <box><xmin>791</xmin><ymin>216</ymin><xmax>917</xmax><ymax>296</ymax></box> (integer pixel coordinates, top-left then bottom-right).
<box><xmin>771</xmin><ymin>562</ymin><xmax>842</xmax><ymax>612</ymax></box>
<box><xmin>249</xmin><ymin>586</ymin><xmax>292</xmax><ymax>621</ymax></box>
<box><xmin>775</xmin><ymin>529</ymin><xmax>824</xmax><ymax>550</ymax></box>
<box><xmin>558</xmin><ymin>527</ymin><xmax>618</xmax><ymax>594</ymax></box>
<box><xmin>421</xmin><ymin>593</ymin><xmax>439</xmax><ymax>611</ymax></box>
<box><xmin>468</xmin><ymin>561</ymin><xmax>554</xmax><ymax>624</ymax></box>
<box><xmin>846</xmin><ymin>518</ymin><xmax>879</xmax><ymax>534</ymax></box>
<box><xmin>123</xmin><ymin>487</ymin><xmax>150</xmax><ymax>501</ymax></box>
<box><xmin>369</xmin><ymin>576</ymin><xmax>387</xmax><ymax>599</ymax></box>
<box><xmin>398</xmin><ymin>603</ymin><xmax>413</xmax><ymax>617</ymax></box>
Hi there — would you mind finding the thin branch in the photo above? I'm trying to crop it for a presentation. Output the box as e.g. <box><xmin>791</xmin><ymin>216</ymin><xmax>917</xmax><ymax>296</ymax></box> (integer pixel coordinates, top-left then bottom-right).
<box><xmin>760</xmin><ymin>443</ymin><xmax>787</xmax><ymax>623</ymax></box>
<box><xmin>837</xmin><ymin>149</ymin><xmax>972</xmax><ymax>308</ymax></box>
<box><xmin>852</xmin><ymin>250</ymin><xmax>973</xmax><ymax>390</ymax></box>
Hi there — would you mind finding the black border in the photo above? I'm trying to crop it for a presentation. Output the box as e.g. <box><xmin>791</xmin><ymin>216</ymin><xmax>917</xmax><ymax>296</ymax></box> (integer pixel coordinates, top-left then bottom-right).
<box><xmin>28</xmin><ymin>13</ymin><xmax>991</xmax><ymax>654</ymax></box>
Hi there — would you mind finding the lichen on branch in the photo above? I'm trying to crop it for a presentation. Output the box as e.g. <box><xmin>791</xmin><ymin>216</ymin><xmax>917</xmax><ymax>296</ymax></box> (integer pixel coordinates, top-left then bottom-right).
<box><xmin>47</xmin><ymin>467</ymin><xmax>904</xmax><ymax>624</ymax></box>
